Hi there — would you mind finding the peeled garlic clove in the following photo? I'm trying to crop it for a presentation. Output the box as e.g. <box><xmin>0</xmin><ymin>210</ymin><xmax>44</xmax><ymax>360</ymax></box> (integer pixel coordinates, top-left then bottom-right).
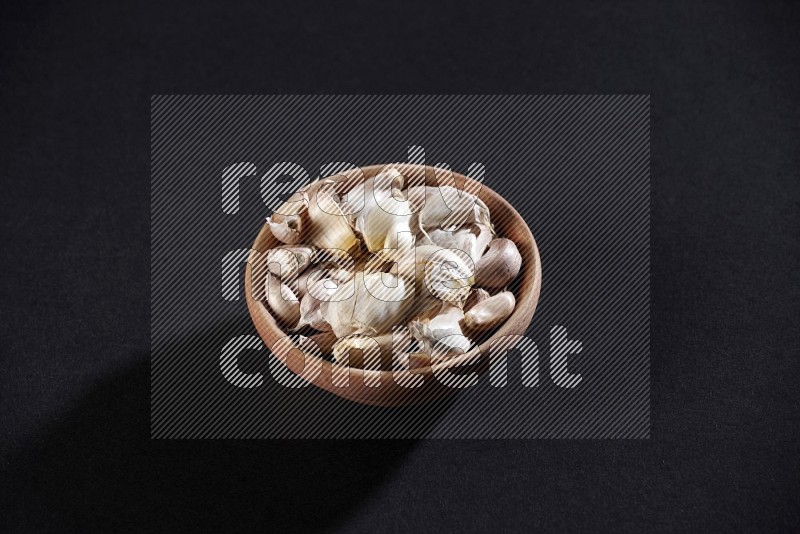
<box><xmin>265</xmin><ymin>273</ymin><xmax>301</xmax><ymax>328</ymax></box>
<box><xmin>413</xmin><ymin>245</ymin><xmax>475</xmax><ymax>306</ymax></box>
<box><xmin>464</xmin><ymin>291</ymin><xmax>515</xmax><ymax>331</ymax></box>
<box><xmin>320</xmin><ymin>271</ymin><xmax>411</xmax><ymax>338</ymax></box>
<box><xmin>267</xmin><ymin>191</ymin><xmax>308</xmax><ymax>244</ymax></box>
<box><xmin>408</xmin><ymin>303</ymin><xmax>472</xmax><ymax>359</ymax></box>
<box><xmin>464</xmin><ymin>287</ymin><xmax>491</xmax><ymax>311</ymax></box>
<box><xmin>475</xmin><ymin>238</ymin><xmax>522</xmax><ymax>288</ymax></box>
<box><xmin>351</xmin><ymin>168</ymin><xmax>414</xmax><ymax>252</ymax></box>
<box><xmin>266</xmin><ymin>245</ymin><xmax>315</xmax><ymax>280</ymax></box>
<box><xmin>304</xmin><ymin>182</ymin><xmax>359</xmax><ymax>253</ymax></box>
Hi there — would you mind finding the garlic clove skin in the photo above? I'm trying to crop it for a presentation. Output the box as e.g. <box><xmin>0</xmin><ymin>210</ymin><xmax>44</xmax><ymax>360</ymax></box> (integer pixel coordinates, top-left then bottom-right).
<box><xmin>304</xmin><ymin>182</ymin><xmax>360</xmax><ymax>253</ymax></box>
<box><xmin>266</xmin><ymin>245</ymin><xmax>315</xmax><ymax>280</ymax></box>
<box><xmin>332</xmin><ymin>334</ymin><xmax>384</xmax><ymax>369</ymax></box>
<box><xmin>464</xmin><ymin>287</ymin><xmax>491</xmax><ymax>312</ymax></box>
<box><xmin>267</xmin><ymin>191</ymin><xmax>309</xmax><ymax>244</ymax></box>
<box><xmin>350</xmin><ymin>168</ymin><xmax>414</xmax><ymax>252</ymax></box>
<box><xmin>408</xmin><ymin>303</ymin><xmax>472</xmax><ymax>360</ymax></box>
<box><xmin>464</xmin><ymin>291</ymin><xmax>516</xmax><ymax>331</ymax></box>
<box><xmin>265</xmin><ymin>273</ymin><xmax>301</xmax><ymax>329</ymax></box>
<box><xmin>267</xmin><ymin>214</ymin><xmax>305</xmax><ymax>244</ymax></box>
<box><xmin>413</xmin><ymin>245</ymin><xmax>475</xmax><ymax>307</ymax></box>
<box><xmin>423</xmin><ymin>223</ymin><xmax>494</xmax><ymax>266</ymax></box>
<box><xmin>296</xmin><ymin>264</ymin><xmax>352</xmax><ymax>299</ymax></box>
<box><xmin>410</xmin><ymin>185</ymin><xmax>493</xmax><ymax>235</ymax></box>
<box><xmin>356</xmin><ymin>197</ymin><xmax>413</xmax><ymax>252</ymax></box>
<box><xmin>320</xmin><ymin>271</ymin><xmax>412</xmax><ymax>338</ymax></box>
<box><xmin>475</xmin><ymin>238</ymin><xmax>523</xmax><ymax>289</ymax></box>
<box><xmin>297</xmin><ymin>278</ymin><xmax>339</xmax><ymax>331</ymax></box>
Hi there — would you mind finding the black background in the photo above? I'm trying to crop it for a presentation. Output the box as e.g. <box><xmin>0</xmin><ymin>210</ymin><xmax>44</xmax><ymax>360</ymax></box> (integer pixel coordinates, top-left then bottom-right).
<box><xmin>1</xmin><ymin>0</ymin><xmax>798</xmax><ymax>532</ymax></box>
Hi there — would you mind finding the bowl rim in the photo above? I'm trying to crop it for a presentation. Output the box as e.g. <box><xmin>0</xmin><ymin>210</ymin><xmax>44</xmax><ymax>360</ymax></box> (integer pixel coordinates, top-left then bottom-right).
<box><xmin>244</xmin><ymin>163</ymin><xmax>542</xmax><ymax>405</ymax></box>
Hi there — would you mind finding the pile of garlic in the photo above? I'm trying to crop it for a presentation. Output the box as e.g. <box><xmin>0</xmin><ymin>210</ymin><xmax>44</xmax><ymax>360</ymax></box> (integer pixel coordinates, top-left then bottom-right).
<box><xmin>262</xmin><ymin>167</ymin><xmax>523</xmax><ymax>370</ymax></box>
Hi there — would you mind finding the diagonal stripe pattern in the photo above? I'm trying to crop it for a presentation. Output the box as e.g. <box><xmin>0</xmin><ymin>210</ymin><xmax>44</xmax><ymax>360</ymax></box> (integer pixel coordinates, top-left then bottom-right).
<box><xmin>151</xmin><ymin>95</ymin><xmax>649</xmax><ymax>439</ymax></box>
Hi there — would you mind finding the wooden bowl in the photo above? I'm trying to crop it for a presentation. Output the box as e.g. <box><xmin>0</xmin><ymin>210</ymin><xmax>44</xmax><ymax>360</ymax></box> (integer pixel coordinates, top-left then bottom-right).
<box><xmin>245</xmin><ymin>164</ymin><xmax>541</xmax><ymax>407</ymax></box>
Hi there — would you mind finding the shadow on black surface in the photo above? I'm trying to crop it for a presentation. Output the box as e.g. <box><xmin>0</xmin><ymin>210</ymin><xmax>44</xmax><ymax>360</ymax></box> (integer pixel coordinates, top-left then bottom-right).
<box><xmin>151</xmin><ymin>316</ymin><xmax>464</xmax><ymax>439</ymax></box>
<box><xmin>2</xmin><ymin>319</ymin><xmax>457</xmax><ymax>533</ymax></box>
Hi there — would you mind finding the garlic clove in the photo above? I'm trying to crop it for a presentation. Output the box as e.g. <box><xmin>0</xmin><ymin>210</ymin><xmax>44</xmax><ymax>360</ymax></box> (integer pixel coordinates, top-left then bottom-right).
<box><xmin>331</xmin><ymin>334</ymin><xmax>383</xmax><ymax>369</ymax></box>
<box><xmin>475</xmin><ymin>238</ymin><xmax>523</xmax><ymax>288</ymax></box>
<box><xmin>411</xmin><ymin>185</ymin><xmax>494</xmax><ymax>234</ymax></box>
<box><xmin>267</xmin><ymin>191</ymin><xmax>309</xmax><ymax>244</ymax></box>
<box><xmin>265</xmin><ymin>273</ymin><xmax>301</xmax><ymax>329</ymax></box>
<box><xmin>267</xmin><ymin>214</ymin><xmax>304</xmax><ymax>244</ymax></box>
<box><xmin>350</xmin><ymin>168</ymin><xmax>414</xmax><ymax>252</ymax></box>
<box><xmin>464</xmin><ymin>287</ymin><xmax>491</xmax><ymax>311</ymax></box>
<box><xmin>423</xmin><ymin>223</ymin><xmax>494</xmax><ymax>265</ymax></box>
<box><xmin>297</xmin><ymin>264</ymin><xmax>353</xmax><ymax>298</ymax></box>
<box><xmin>408</xmin><ymin>303</ymin><xmax>473</xmax><ymax>361</ymax></box>
<box><xmin>320</xmin><ymin>271</ymin><xmax>412</xmax><ymax>338</ymax></box>
<box><xmin>297</xmin><ymin>278</ymin><xmax>340</xmax><ymax>332</ymax></box>
<box><xmin>266</xmin><ymin>245</ymin><xmax>315</xmax><ymax>281</ymax></box>
<box><xmin>464</xmin><ymin>291</ymin><xmax>516</xmax><ymax>331</ymax></box>
<box><xmin>413</xmin><ymin>245</ymin><xmax>475</xmax><ymax>306</ymax></box>
<box><xmin>304</xmin><ymin>182</ymin><xmax>360</xmax><ymax>253</ymax></box>
<box><xmin>334</xmin><ymin>325</ymin><xmax>416</xmax><ymax>369</ymax></box>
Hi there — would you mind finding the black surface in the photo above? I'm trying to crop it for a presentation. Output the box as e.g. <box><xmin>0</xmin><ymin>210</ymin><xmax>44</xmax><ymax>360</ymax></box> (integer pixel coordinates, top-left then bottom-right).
<box><xmin>1</xmin><ymin>0</ymin><xmax>798</xmax><ymax>532</ymax></box>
